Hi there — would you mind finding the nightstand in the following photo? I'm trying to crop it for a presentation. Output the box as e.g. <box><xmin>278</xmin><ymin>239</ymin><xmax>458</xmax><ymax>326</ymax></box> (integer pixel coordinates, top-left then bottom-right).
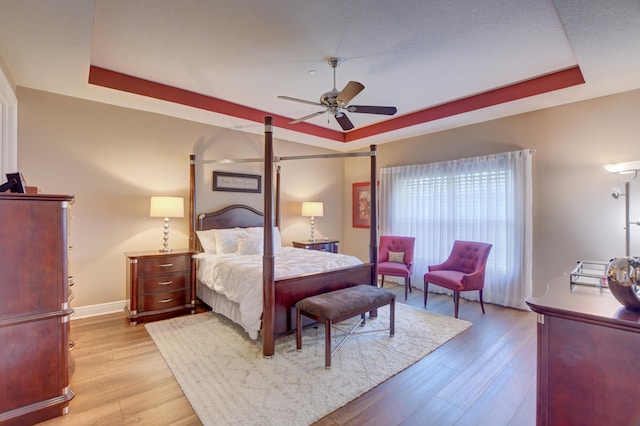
<box><xmin>292</xmin><ymin>239</ymin><xmax>339</xmax><ymax>253</ymax></box>
<box><xmin>124</xmin><ymin>249</ymin><xmax>196</xmax><ymax>325</ymax></box>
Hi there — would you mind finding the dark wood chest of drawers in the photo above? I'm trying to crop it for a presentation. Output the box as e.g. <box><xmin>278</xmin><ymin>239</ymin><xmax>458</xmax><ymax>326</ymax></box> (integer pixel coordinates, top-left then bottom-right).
<box><xmin>526</xmin><ymin>276</ymin><xmax>640</xmax><ymax>425</ymax></box>
<box><xmin>0</xmin><ymin>194</ymin><xmax>75</xmax><ymax>425</ymax></box>
<box><xmin>125</xmin><ymin>249</ymin><xmax>196</xmax><ymax>325</ymax></box>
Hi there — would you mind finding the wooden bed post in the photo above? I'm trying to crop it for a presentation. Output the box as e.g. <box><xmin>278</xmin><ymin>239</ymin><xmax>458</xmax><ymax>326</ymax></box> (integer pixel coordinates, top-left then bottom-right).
<box><xmin>263</xmin><ymin>116</ymin><xmax>276</xmax><ymax>358</ymax></box>
<box><xmin>276</xmin><ymin>165</ymin><xmax>281</xmax><ymax>228</ymax></box>
<box><xmin>189</xmin><ymin>154</ymin><xmax>196</xmax><ymax>251</ymax></box>
<box><xmin>370</xmin><ymin>145</ymin><xmax>378</xmax><ymax>282</ymax></box>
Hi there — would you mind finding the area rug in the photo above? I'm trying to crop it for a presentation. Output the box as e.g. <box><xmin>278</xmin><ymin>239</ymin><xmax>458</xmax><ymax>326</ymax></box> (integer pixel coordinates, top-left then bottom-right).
<box><xmin>146</xmin><ymin>303</ymin><xmax>471</xmax><ymax>425</ymax></box>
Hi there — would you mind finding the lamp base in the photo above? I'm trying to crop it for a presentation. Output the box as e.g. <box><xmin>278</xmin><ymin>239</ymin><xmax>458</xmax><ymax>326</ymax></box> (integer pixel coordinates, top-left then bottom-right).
<box><xmin>159</xmin><ymin>247</ymin><xmax>172</xmax><ymax>253</ymax></box>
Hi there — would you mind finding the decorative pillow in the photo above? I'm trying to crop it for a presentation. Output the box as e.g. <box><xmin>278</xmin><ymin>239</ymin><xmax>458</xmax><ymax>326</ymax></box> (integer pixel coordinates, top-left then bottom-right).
<box><xmin>196</xmin><ymin>229</ymin><xmax>217</xmax><ymax>253</ymax></box>
<box><xmin>237</xmin><ymin>237</ymin><xmax>262</xmax><ymax>255</ymax></box>
<box><xmin>213</xmin><ymin>227</ymin><xmax>249</xmax><ymax>254</ymax></box>
<box><xmin>388</xmin><ymin>251</ymin><xmax>405</xmax><ymax>264</ymax></box>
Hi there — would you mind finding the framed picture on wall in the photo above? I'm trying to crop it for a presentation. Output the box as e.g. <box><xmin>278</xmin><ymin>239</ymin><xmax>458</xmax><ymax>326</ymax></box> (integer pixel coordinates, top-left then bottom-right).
<box><xmin>213</xmin><ymin>171</ymin><xmax>261</xmax><ymax>193</ymax></box>
<box><xmin>352</xmin><ymin>182</ymin><xmax>372</xmax><ymax>228</ymax></box>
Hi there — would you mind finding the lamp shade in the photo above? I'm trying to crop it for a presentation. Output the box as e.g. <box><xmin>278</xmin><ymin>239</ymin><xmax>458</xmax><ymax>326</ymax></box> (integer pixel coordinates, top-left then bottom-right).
<box><xmin>301</xmin><ymin>201</ymin><xmax>323</xmax><ymax>217</ymax></box>
<box><xmin>149</xmin><ymin>196</ymin><xmax>184</xmax><ymax>218</ymax></box>
<box><xmin>605</xmin><ymin>161</ymin><xmax>640</xmax><ymax>173</ymax></box>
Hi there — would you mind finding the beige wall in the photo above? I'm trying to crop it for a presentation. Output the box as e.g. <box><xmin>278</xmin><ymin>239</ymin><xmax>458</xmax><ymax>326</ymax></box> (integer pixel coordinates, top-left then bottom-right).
<box><xmin>344</xmin><ymin>89</ymin><xmax>640</xmax><ymax>296</ymax></box>
<box><xmin>17</xmin><ymin>88</ymin><xmax>345</xmax><ymax>309</ymax></box>
<box><xmin>17</xmin><ymin>86</ymin><xmax>640</xmax><ymax>309</ymax></box>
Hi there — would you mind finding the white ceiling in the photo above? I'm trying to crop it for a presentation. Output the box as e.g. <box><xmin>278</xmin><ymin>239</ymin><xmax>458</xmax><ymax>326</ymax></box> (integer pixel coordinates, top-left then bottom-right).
<box><xmin>1</xmin><ymin>0</ymin><xmax>639</xmax><ymax>151</ymax></box>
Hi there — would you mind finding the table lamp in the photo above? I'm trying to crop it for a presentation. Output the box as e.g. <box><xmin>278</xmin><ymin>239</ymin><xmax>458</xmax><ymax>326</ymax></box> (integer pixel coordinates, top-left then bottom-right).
<box><xmin>301</xmin><ymin>201</ymin><xmax>323</xmax><ymax>242</ymax></box>
<box><xmin>150</xmin><ymin>196</ymin><xmax>184</xmax><ymax>252</ymax></box>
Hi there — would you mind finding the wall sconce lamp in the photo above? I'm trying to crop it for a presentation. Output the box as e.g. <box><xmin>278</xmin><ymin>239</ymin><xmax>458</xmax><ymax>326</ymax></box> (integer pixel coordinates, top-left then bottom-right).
<box><xmin>150</xmin><ymin>196</ymin><xmax>185</xmax><ymax>252</ymax></box>
<box><xmin>606</xmin><ymin>161</ymin><xmax>640</xmax><ymax>256</ymax></box>
<box><xmin>301</xmin><ymin>201</ymin><xmax>323</xmax><ymax>242</ymax></box>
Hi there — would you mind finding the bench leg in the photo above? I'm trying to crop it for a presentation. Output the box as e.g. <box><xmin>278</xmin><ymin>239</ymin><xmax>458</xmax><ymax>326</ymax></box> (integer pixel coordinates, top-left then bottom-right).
<box><xmin>325</xmin><ymin>318</ymin><xmax>332</xmax><ymax>369</ymax></box>
<box><xmin>390</xmin><ymin>298</ymin><xmax>395</xmax><ymax>336</ymax></box>
<box><xmin>296</xmin><ymin>308</ymin><xmax>302</xmax><ymax>351</ymax></box>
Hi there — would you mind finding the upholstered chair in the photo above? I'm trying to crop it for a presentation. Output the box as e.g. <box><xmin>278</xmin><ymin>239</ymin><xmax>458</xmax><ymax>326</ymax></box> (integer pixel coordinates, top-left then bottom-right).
<box><xmin>423</xmin><ymin>240</ymin><xmax>492</xmax><ymax>318</ymax></box>
<box><xmin>378</xmin><ymin>236</ymin><xmax>416</xmax><ymax>300</ymax></box>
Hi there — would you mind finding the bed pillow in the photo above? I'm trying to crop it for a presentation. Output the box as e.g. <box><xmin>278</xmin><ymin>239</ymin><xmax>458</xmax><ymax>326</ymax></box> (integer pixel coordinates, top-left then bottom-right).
<box><xmin>237</xmin><ymin>237</ymin><xmax>263</xmax><ymax>255</ymax></box>
<box><xmin>387</xmin><ymin>251</ymin><xmax>405</xmax><ymax>264</ymax></box>
<box><xmin>213</xmin><ymin>227</ymin><xmax>249</xmax><ymax>254</ymax></box>
<box><xmin>196</xmin><ymin>229</ymin><xmax>217</xmax><ymax>253</ymax></box>
<box><xmin>244</xmin><ymin>226</ymin><xmax>282</xmax><ymax>253</ymax></box>
<box><xmin>273</xmin><ymin>227</ymin><xmax>282</xmax><ymax>253</ymax></box>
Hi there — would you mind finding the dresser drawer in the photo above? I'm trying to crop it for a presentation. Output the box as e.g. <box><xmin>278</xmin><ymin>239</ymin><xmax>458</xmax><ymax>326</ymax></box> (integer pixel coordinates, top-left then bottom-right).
<box><xmin>138</xmin><ymin>290</ymin><xmax>187</xmax><ymax>311</ymax></box>
<box><xmin>139</xmin><ymin>273</ymin><xmax>188</xmax><ymax>294</ymax></box>
<box><xmin>137</xmin><ymin>255</ymin><xmax>190</xmax><ymax>275</ymax></box>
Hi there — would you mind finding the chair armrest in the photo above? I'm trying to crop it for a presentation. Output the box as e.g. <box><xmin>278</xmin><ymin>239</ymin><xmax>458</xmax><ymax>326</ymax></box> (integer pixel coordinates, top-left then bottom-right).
<box><xmin>461</xmin><ymin>269</ymin><xmax>486</xmax><ymax>291</ymax></box>
<box><xmin>428</xmin><ymin>260</ymin><xmax>453</xmax><ymax>272</ymax></box>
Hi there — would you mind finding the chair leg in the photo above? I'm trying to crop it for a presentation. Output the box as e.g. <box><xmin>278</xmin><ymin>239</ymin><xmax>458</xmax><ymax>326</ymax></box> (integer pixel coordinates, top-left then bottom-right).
<box><xmin>404</xmin><ymin>277</ymin><xmax>409</xmax><ymax>300</ymax></box>
<box><xmin>479</xmin><ymin>289</ymin><xmax>485</xmax><ymax>314</ymax></box>
<box><xmin>423</xmin><ymin>282</ymin><xmax>429</xmax><ymax>307</ymax></box>
<box><xmin>453</xmin><ymin>291</ymin><xmax>460</xmax><ymax>318</ymax></box>
<box><xmin>380</xmin><ymin>275</ymin><xmax>385</xmax><ymax>288</ymax></box>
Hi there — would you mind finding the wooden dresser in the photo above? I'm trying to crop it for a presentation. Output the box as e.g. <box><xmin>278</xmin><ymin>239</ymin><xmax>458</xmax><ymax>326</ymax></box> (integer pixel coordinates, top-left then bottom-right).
<box><xmin>526</xmin><ymin>275</ymin><xmax>640</xmax><ymax>426</ymax></box>
<box><xmin>125</xmin><ymin>249</ymin><xmax>196</xmax><ymax>325</ymax></box>
<box><xmin>0</xmin><ymin>194</ymin><xmax>75</xmax><ymax>425</ymax></box>
<box><xmin>292</xmin><ymin>239</ymin><xmax>339</xmax><ymax>253</ymax></box>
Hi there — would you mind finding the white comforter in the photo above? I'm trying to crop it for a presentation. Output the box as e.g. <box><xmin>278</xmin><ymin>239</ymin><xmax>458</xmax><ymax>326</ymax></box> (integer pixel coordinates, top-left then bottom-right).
<box><xmin>195</xmin><ymin>247</ymin><xmax>362</xmax><ymax>339</ymax></box>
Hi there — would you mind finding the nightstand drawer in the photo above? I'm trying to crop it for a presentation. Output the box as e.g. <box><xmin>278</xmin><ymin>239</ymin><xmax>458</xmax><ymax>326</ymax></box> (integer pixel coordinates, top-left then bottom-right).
<box><xmin>312</xmin><ymin>242</ymin><xmax>333</xmax><ymax>252</ymax></box>
<box><xmin>138</xmin><ymin>290</ymin><xmax>187</xmax><ymax>311</ymax></box>
<box><xmin>139</xmin><ymin>273</ymin><xmax>188</xmax><ymax>294</ymax></box>
<box><xmin>292</xmin><ymin>240</ymin><xmax>339</xmax><ymax>253</ymax></box>
<box><xmin>138</xmin><ymin>255</ymin><xmax>190</xmax><ymax>275</ymax></box>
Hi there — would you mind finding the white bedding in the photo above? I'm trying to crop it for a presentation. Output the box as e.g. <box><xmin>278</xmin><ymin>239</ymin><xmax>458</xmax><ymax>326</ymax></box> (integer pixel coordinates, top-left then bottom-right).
<box><xmin>195</xmin><ymin>247</ymin><xmax>363</xmax><ymax>339</ymax></box>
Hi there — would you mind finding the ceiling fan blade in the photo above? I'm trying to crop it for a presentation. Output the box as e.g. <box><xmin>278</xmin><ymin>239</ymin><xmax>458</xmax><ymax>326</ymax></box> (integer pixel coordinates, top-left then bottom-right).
<box><xmin>336</xmin><ymin>81</ymin><xmax>365</xmax><ymax>105</ymax></box>
<box><xmin>278</xmin><ymin>95</ymin><xmax>323</xmax><ymax>107</ymax></box>
<box><xmin>289</xmin><ymin>110</ymin><xmax>327</xmax><ymax>124</ymax></box>
<box><xmin>347</xmin><ymin>105</ymin><xmax>398</xmax><ymax>115</ymax></box>
<box><xmin>334</xmin><ymin>112</ymin><xmax>354</xmax><ymax>131</ymax></box>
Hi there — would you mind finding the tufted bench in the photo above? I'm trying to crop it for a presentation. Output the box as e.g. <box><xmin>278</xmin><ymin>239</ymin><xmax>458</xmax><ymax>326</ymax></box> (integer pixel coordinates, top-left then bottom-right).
<box><xmin>295</xmin><ymin>284</ymin><xmax>396</xmax><ymax>369</ymax></box>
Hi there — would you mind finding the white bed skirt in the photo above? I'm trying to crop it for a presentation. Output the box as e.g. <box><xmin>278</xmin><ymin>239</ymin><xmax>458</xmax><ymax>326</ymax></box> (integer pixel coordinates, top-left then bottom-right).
<box><xmin>196</xmin><ymin>280</ymin><xmax>259</xmax><ymax>339</ymax></box>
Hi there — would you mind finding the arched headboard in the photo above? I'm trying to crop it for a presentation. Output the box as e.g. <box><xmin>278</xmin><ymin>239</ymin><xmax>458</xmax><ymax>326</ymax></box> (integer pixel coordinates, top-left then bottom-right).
<box><xmin>197</xmin><ymin>204</ymin><xmax>264</xmax><ymax>230</ymax></box>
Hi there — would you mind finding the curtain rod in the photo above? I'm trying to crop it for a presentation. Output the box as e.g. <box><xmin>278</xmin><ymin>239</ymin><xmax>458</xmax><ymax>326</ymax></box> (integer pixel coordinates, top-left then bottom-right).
<box><xmin>191</xmin><ymin>151</ymin><xmax>374</xmax><ymax>165</ymax></box>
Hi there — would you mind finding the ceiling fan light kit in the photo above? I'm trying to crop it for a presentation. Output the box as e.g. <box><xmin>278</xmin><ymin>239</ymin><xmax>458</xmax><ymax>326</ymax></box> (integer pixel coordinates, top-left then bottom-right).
<box><xmin>278</xmin><ymin>57</ymin><xmax>398</xmax><ymax>130</ymax></box>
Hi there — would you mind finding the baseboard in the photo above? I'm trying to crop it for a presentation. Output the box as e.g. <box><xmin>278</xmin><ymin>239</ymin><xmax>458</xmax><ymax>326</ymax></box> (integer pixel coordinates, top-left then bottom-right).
<box><xmin>71</xmin><ymin>300</ymin><xmax>126</xmax><ymax>320</ymax></box>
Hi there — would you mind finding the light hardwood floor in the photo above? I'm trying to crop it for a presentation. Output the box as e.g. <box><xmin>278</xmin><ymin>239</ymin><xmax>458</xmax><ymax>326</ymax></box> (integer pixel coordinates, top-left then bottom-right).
<box><xmin>40</xmin><ymin>284</ymin><xmax>537</xmax><ymax>426</ymax></box>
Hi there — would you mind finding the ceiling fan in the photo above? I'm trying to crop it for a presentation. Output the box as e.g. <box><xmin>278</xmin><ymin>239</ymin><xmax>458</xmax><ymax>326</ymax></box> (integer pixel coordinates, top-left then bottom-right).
<box><xmin>278</xmin><ymin>57</ymin><xmax>397</xmax><ymax>131</ymax></box>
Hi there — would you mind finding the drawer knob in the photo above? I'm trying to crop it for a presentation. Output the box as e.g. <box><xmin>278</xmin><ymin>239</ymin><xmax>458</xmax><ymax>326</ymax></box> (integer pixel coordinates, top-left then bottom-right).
<box><xmin>159</xmin><ymin>263</ymin><xmax>174</xmax><ymax>267</ymax></box>
<box><xmin>158</xmin><ymin>281</ymin><xmax>173</xmax><ymax>286</ymax></box>
<box><xmin>158</xmin><ymin>298</ymin><xmax>173</xmax><ymax>303</ymax></box>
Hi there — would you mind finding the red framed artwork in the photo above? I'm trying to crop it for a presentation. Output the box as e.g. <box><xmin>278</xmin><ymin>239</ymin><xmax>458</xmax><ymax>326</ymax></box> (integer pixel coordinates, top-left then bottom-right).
<box><xmin>352</xmin><ymin>182</ymin><xmax>372</xmax><ymax>228</ymax></box>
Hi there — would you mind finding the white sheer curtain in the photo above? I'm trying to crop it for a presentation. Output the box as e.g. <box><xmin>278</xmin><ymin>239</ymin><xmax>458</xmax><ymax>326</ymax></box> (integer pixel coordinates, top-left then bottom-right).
<box><xmin>380</xmin><ymin>149</ymin><xmax>533</xmax><ymax>310</ymax></box>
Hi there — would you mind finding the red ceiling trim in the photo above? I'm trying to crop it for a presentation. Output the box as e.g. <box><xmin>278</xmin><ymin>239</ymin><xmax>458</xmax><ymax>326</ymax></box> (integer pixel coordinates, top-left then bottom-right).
<box><xmin>89</xmin><ymin>65</ymin><xmax>584</xmax><ymax>144</ymax></box>
<box><xmin>344</xmin><ymin>66</ymin><xmax>585</xmax><ymax>142</ymax></box>
<box><xmin>88</xmin><ymin>66</ymin><xmax>345</xmax><ymax>142</ymax></box>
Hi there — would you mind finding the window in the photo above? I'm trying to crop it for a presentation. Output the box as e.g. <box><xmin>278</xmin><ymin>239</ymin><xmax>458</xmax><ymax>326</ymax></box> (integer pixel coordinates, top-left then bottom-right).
<box><xmin>0</xmin><ymin>66</ymin><xmax>18</xmax><ymax>177</ymax></box>
<box><xmin>380</xmin><ymin>149</ymin><xmax>533</xmax><ymax>309</ymax></box>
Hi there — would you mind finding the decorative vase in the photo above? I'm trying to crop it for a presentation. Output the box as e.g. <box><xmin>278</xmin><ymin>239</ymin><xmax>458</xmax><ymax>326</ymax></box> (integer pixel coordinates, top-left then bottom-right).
<box><xmin>606</xmin><ymin>257</ymin><xmax>640</xmax><ymax>311</ymax></box>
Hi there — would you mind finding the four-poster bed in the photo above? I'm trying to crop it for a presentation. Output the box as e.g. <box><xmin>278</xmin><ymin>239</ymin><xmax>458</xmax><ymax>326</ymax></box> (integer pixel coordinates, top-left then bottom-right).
<box><xmin>188</xmin><ymin>116</ymin><xmax>379</xmax><ymax>357</ymax></box>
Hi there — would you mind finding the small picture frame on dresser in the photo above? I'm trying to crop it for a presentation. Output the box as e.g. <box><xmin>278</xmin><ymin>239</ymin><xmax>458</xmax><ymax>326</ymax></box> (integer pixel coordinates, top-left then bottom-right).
<box><xmin>0</xmin><ymin>172</ymin><xmax>27</xmax><ymax>193</ymax></box>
